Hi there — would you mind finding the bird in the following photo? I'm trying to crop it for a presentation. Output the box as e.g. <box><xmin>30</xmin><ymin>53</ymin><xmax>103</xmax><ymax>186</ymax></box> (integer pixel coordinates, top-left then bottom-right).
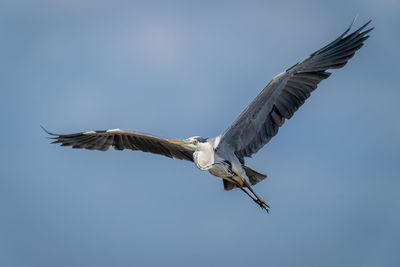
<box><xmin>43</xmin><ymin>20</ymin><xmax>373</xmax><ymax>212</ymax></box>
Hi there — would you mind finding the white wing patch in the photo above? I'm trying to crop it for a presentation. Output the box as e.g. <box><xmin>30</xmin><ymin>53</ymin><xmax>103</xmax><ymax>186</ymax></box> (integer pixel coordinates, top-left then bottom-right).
<box><xmin>83</xmin><ymin>129</ymin><xmax>122</xmax><ymax>135</ymax></box>
<box><xmin>107</xmin><ymin>129</ymin><xmax>122</xmax><ymax>133</ymax></box>
<box><xmin>213</xmin><ymin>135</ymin><xmax>222</xmax><ymax>148</ymax></box>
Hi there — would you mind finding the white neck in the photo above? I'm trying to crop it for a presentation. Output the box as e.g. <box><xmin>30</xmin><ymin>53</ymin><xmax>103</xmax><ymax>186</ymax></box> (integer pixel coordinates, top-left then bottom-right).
<box><xmin>193</xmin><ymin>142</ymin><xmax>215</xmax><ymax>170</ymax></box>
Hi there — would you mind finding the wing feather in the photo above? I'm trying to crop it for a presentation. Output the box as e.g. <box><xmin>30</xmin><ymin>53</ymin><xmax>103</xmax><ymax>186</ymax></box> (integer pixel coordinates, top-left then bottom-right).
<box><xmin>219</xmin><ymin>20</ymin><xmax>373</xmax><ymax>161</ymax></box>
<box><xmin>44</xmin><ymin>127</ymin><xmax>194</xmax><ymax>161</ymax></box>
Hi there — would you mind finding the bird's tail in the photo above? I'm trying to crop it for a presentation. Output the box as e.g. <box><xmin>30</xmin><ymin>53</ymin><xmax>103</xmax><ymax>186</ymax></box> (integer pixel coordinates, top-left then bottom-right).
<box><xmin>222</xmin><ymin>166</ymin><xmax>267</xmax><ymax>191</ymax></box>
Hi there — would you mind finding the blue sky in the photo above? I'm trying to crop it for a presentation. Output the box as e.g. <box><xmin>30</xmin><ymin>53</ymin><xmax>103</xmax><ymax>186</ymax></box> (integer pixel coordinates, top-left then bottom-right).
<box><xmin>1</xmin><ymin>0</ymin><xmax>399</xmax><ymax>266</ymax></box>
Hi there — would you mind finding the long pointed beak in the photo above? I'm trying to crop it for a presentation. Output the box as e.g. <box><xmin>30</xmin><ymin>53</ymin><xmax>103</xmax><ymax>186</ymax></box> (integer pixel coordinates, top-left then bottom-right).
<box><xmin>168</xmin><ymin>140</ymin><xmax>186</xmax><ymax>145</ymax></box>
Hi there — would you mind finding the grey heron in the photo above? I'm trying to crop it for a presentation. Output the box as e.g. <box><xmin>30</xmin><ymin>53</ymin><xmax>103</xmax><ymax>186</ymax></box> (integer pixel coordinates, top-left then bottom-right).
<box><xmin>43</xmin><ymin>20</ymin><xmax>373</xmax><ymax>212</ymax></box>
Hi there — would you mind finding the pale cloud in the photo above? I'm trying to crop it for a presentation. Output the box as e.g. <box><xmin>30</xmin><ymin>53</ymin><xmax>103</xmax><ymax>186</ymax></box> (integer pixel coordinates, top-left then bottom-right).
<box><xmin>120</xmin><ymin>21</ymin><xmax>185</xmax><ymax>69</ymax></box>
<box><xmin>40</xmin><ymin>0</ymin><xmax>106</xmax><ymax>10</ymax></box>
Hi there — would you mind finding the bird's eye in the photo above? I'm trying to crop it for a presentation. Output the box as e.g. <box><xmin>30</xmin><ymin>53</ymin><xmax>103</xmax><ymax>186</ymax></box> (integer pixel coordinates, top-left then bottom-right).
<box><xmin>192</xmin><ymin>139</ymin><xmax>198</xmax><ymax>145</ymax></box>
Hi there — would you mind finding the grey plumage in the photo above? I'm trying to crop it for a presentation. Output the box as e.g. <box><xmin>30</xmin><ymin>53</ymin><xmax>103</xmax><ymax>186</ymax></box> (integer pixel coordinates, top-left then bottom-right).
<box><xmin>42</xmin><ymin>127</ymin><xmax>194</xmax><ymax>161</ymax></box>
<box><xmin>223</xmin><ymin>166</ymin><xmax>267</xmax><ymax>191</ymax></box>
<box><xmin>219</xmin><ymin>20</ymin><xmax>373</xmax><ymax>163</ymax></box>
<box><xmin>44</xmin><ymin>20</ymin><xmax>373</xmax><ymax>212</ymax></box>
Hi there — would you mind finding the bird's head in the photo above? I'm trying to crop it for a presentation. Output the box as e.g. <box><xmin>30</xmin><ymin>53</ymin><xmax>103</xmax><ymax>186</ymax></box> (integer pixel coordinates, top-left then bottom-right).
<box><xmin>187</xmin><ymin>136</ymin><xmax>208</xmax><ymax>145</ymax></box>
<box><xmin>167</xmin><ymin>136</ymin><xmax>207</xmax><ymax>147</ymax></box>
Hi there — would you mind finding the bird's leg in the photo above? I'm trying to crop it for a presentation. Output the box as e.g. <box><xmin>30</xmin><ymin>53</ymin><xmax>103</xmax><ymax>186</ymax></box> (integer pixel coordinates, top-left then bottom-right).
<box><xmin>239</xmin><ymin>187</ymin><xmax>260</xmax><ymax>204</ymax></box>
<box><xmin>225</xmin><ymin>177</ymin><xmax>270</xmax><ymax>212</ymax></box>
<box><xmin>243</xmin><ymin>181</ymin><xmax>270</xmax><ymax>212</ymax></box>
<box><xmin>239</xmin><ymin>187</ymin><xmax>269</xmax><ymax>212</ymax></box>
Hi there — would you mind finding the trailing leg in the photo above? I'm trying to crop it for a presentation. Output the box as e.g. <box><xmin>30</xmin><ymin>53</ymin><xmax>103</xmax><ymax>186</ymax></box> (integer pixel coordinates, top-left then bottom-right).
<box><xmin>223</xmin><ymin>177</ymin><xmax>270</xmax><ymax>212</ymax></box>
<box><xmin>243</xmin><ymin>180</ymin><xmax>270</xmax><ymax>212</ymax></box>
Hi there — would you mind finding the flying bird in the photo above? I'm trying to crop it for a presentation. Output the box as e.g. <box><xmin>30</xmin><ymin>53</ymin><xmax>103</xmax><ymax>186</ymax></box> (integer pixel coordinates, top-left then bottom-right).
<box><xmin>43</xmin><ymin>20</ymin><xmax>373</xmax><ymax>212</ymax></box>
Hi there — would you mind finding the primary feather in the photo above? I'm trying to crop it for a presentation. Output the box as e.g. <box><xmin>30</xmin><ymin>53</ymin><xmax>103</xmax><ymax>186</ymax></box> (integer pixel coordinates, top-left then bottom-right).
<box><xmin>42</xmin><ymin>127</ymin><xmax>194</xmax><ymax>161</ymax></box>
<box><xmin>219</xmin><ymin>20</ymin><xmax>373</xmax><ymax>162</ymax></box>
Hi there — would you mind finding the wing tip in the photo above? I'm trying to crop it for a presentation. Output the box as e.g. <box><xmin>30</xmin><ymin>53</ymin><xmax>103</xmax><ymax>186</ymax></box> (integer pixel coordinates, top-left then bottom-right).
<box><xmin>310</xmin><ymin>18</ymin><xmax>373</xmax><ymax>57</ymax></box>
<box><xmin>40</xmin><ymin>125</ymin><xmax>61</xmax><ymax>137</ymax></box>
<box><xmin>348</xmin><ymin>16</ymin><xmax>372</xmax><ymax>33</ymax></box>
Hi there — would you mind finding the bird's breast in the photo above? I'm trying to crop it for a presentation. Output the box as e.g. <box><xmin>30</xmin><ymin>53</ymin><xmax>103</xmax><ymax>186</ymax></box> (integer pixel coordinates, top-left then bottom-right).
<box><xmin>193</xmin><ymin>143</ymin><xmax>216</xmax><ymax>170</ymax></box>
<box><xmin>193</xmin><ymin>151</ymin><xmax>213</xmax><ymax>170</ymax></box>
<box><xmin>207</xmin><ymin>161</ymin><xmax>235</xmax><ymax>178</ymax></box>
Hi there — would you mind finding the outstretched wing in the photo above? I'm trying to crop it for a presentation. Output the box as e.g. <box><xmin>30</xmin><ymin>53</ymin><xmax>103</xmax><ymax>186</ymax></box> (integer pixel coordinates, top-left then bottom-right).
<box><xmin>43</xmin><ymin>127</ymin><xmax>194</xmax><ymax>161</ymax></box>
<box><xmin>219</xmin><ymin>20</ymin><xmax>373</xmax><ymax>162</ymax></box>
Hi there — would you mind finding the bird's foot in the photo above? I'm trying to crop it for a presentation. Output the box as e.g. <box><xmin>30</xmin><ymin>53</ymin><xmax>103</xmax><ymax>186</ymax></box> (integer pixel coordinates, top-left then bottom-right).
<box><xmin>255</xmin><ymin>197</ymin><xmax>270</xmax><ymax>213</ymax></box>
<box><xmin>238</xmin><ymin>186</ymin><xmax>270</xmax><ymax>213</ymax></box>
